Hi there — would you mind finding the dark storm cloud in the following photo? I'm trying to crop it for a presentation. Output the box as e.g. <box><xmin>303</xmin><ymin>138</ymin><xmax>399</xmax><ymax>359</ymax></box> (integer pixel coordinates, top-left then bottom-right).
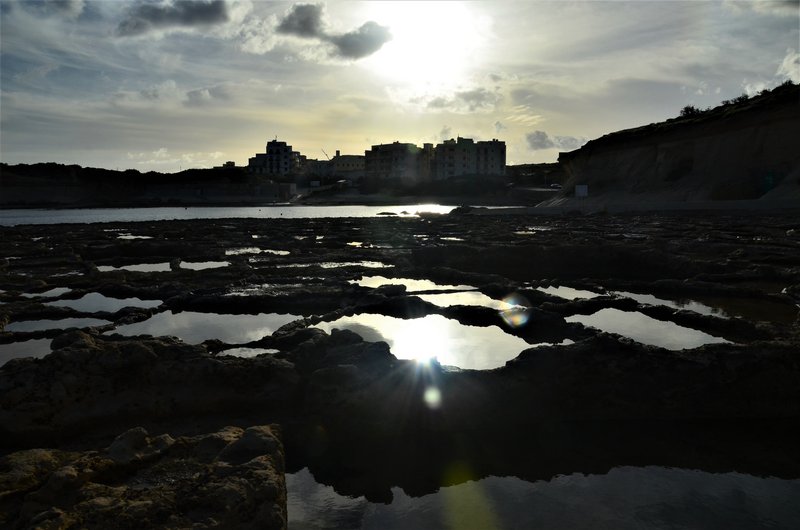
<box><xmin>276</xmin><ymin>3</ymin><xmax>326</xmax><ymax>38</ymax></box>
<box><xmin>116</xmin><ymin>0</ymin><xmax>229</xmax><ymax>37</ymax></box>
<box><xmin>276</xmin><ymin>3</ymin><xmax>391</xmax><ymax>60</ymax></box>
<box><xmin>328</xmin><ymin>21</ymin><xmax>391</xmax><ymax>59</ymax></box>
<box><xmin>526</xmin><ymin>130</ymin><xmax>586</xmax><ymax>151</ymax></box>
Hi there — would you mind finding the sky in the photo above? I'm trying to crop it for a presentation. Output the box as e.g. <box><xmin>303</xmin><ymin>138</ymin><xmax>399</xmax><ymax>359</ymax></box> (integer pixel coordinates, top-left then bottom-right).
<box><xmin>1</xmin><ymin>0</ymin><xmax>798</xmax><ymax>171</ymax></box>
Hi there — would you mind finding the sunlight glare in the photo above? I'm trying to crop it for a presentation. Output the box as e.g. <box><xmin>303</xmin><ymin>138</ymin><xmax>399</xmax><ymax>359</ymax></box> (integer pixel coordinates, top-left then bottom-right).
<box><xmin>363</xmin><ymin>1</ymin><xmax>488</xmax><ymax>91</ymax></box>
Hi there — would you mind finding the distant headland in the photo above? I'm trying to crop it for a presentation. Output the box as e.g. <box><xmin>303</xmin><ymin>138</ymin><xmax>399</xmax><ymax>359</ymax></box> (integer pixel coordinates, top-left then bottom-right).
<box><xmin>1</xmin><ymin>81</ymin><xmax>797</xmax><ymax>211</ymax></box>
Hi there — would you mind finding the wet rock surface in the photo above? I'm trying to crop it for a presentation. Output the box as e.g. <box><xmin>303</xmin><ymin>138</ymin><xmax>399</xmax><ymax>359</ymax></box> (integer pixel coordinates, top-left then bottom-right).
<box><xmin>1</xmin><ymin>212</ymin><xmax>799</xmax><ymax>520</ymax></box>
<box><xmin>0</xmin><ymin>425</ymin><xmax>286</xmax><ymax>529</ymax></box>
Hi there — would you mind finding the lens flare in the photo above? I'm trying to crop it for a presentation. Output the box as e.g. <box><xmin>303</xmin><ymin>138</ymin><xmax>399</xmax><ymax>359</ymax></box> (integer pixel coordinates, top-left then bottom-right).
<box><xmin>423</xmin><ymin>386</ymin><xmax>442</xmax><ymax>409</ymax></box>
<box><xmin>500</xmin><ymin>293</ymin><xmax>532</xmax><ymax>328</ymax></box>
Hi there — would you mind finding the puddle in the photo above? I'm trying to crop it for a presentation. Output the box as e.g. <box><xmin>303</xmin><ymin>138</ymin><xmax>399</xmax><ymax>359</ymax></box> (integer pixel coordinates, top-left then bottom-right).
<box><xmin>0</xmin><ymin>338</ymin><xmax>52</xmax><ymax>366</ymax></box>
<box><xmin>565</xmin><ymin>308</ymin><xmax>728</xmax><ymax>350</ymax></box>
<box><xmin>440</xmin><ymin>237</ymin><xmax>465</xmax><ymax>241</ymax></box>
<box><xmin>97</xmin><ymin>263</ymin><xmax>171</xmax><ymax>273</ymax></box>
<box><xmin>225</xmin><ymin>247</ymin><xmax>262</xmax><ymax>256</ymax></box>
<box><xmin>219</xmin><ymin>347</ymin><xmax>280</xmax><ymax>358</ymax></box>
<box><xmin>276</xmin><ymin>261</ymin><xmax>392</xmax><ymax>269</ymax></box>
<box><xmin>416</xmin><ymin>292</ymin><xmax>518</xmax><ymax>310</ymax></box>
<box><xmin>48</xmin><ymin>293</ymin><xmax>162</xmax><ymax>313</ymax></box>
<box><xmin>21</xmin><ymin>287</ymin><xmax>72</xmax><ymax>298</ymax></box>
<box><xmin>109</xmin><ymin>311</ymin><xmax>299</xmax><ymax>344</ymax></box>
<box><xmin>117</xmin><ymin>234</ymin><xmax>153</xmax><ymax>240</ymax></box>
<box><xmin>5</xmin><ymin>318</ymin><xmax>111</xmax><ymax>332</ymax></box>
<box><xmin>226</xmin><ymin>284</ymin><xmax>312</xmax><ymax>296</ymax></box>
<box><xmin>691</xmin><ymin>295</ymin><xmax>798</xmax><ymax>325</ymax></box>
<box><xmin>611</xmin><ymin>291</ymin><xmax>722</xmax><ymax>317</ymax></box>
<box><xmin>180</xmin><ymin>261</ymin><xmax>230</xmax><ymax>271</ymax></box>
<box><xmin>287</xmin><ymin>466</ymin><xmax>800</xmax><ymax>530</ymax></box>
<box><xmin>347</xmin><ymin>241</ymin><xmax>364</xmax><ymax>247</ymax></box>
<box><xmin>350</xmin><ymin>276</ymin><xmax>475</xmax><ymax>291</ymax></box>
<box><xmin>537</xmin><ymin>285</ymin><xmax>603</xmax><ymax>300</ymax></box>
<box><xmin>315</xmin><ymin>313</ymin><xmax>533</xmax><ymax>370</ymax></box>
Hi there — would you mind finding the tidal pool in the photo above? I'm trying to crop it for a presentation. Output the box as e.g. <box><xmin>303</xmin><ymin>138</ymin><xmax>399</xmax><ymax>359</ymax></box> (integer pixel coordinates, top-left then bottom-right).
<box><xmin>0</xmin><ymin>338</ymin><xmax>52</xmax><ymax>366</ymax></box>
<box><xmin>48</xmin><ymin>293</ymin><xmax>162</xmax><ymax>313</ymax></box>
<box><xmin>416</xmin><ymin>292</ymin><xmax>517</xmax><ymax>310</ymax></box>
<box><xmin>350</xmin><ymin>276</ymin><xmax>475</xmax><ymax>292</ymax></box>
<box><xmin>97</xmin><ymin>263</ymin><xmax>171</xmax><ymax>273</ymax></box>
<box><xmin>537</xmin><ymin>285</ymin><xmax>603</xmax><ymax>300</ymax></box>
<box><xmin>180</xmin><ymin>261</ymin><xmax>230</xmax><ymax>271</ymax></box>
<box><xmin>21</xmin><ymin>287</ymin><xmax>72</xmax><ymax>298</ymax></box>
<box><xmin>566</xmin><ymin>308</ymin><xmax>729</xmax><ymax>350</ymax></box>
<box><xmin>219</xmin><ymin>347</ymin><xmax>281</xmax><ymax>358</ymax></box>
<box><xmin>5</xmin><ymin>318</ymin><xmax>111</xmax><ymax>332</ymax></box>
<box><xmin>611</xmin><ymin>290</ymin><xmax>720</xmax><ymax>316</ymax></box>
<box><xmin>109</xmin><ymin>311</ymin><xmax>299</xmax><ymax>344</ymax></box>
<box><xmin>287</xmin><ymin>466</ymin><xmax>800</xmax><ymax>529</ymax></box>
<box><xmin>315</xmin><ymin>313</ymin><xmax>532</xmax><ymax>370</ymax></box>
<box><xmin>277</xmin><ymin>262</ymin><xmax>392</xmax><ymax>269</ymax></box>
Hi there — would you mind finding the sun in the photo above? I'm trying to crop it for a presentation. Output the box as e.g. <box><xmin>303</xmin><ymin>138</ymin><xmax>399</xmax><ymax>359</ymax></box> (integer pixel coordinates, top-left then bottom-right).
<box><xmin>361</xmin><ymin>1</ymin><xmax>489</xmax><ymax>92</ymax></box>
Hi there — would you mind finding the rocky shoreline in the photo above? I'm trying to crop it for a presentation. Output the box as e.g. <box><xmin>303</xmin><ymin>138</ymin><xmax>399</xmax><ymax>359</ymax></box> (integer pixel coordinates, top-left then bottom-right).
<box><xmin>2</xmin><ymin>211</ymin><xmax>799</xmax><ymax>527</ymax></box>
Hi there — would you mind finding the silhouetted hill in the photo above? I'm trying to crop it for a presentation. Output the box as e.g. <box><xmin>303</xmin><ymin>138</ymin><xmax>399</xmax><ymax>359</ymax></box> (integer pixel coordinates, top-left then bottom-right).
<box><xmin>553</xmin><ymin>81</ymin><xmax>799</xmax><ymax>206</ymax></box>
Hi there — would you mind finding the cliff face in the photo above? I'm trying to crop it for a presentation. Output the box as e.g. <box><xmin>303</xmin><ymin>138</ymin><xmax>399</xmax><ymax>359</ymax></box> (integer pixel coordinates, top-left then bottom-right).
<box><xmin>557</xmin><ymin>83</ymin><xmax>800</xmax><ymax>202</ymax></box>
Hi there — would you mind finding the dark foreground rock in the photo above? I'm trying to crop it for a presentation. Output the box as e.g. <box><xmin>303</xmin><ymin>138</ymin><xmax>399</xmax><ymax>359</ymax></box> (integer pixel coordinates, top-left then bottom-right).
<box><xmin>0</xmin><ymin>424</ymin><xmax>286</xmax><ymax>529</ymax></box>
<box><xmin>1</xmin><ymin>212</ymin><xmax>799</xmax><ymax>521</ymax></box>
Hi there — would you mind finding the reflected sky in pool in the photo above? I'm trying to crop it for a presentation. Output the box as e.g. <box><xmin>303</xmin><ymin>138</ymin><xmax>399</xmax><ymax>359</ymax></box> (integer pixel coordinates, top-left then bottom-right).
<box><xmin>6</xmin><ymin>318</ymin><xmax>111</xmax><ymax>332</ymax></box>
<box><xmin>97</xmin><ymin>263</ymin><xmax>171</xmax><ymax>273</ymax></box>
<box><xmin>180</xmin><ymin>261</ymin><xmax>230</xmax><ymax>270</ymax></box>
<box><xmin>566</xmin><ymin>308</ymin><xmax>729</xmax><ymax>350</ymax></box>
<box><xmin>537</xmin><ymin>285</ymin><xmax>603</xmax><ymax>300</ymax></box>
<box><xmin>350</xmin><ymin>276</ymin><xmax>475</xmax><ymax>292</ymax></box>
<box><xmin>110</xmin><ymin>311</ymin><xmax>299</xmax><ymax>344</ymax></box>
<box><xmin>612</xmin><ymin>290</ymin><xmax>729</xmax><ymax>317</ymax></box>
<box><xmin>48</xmin><ymin>293</ymin><xmax>162</xmax><ymax>313</ymax></box>
<box><xmin>21</xmin><ymin>287</ymin><xmax>72</xmax><ymax>298</ymax></box>
<box><xmin>0</xmin><ymin>338</ymin><xmax>51</xmax><ymax>366</ymax></box>
<box><xmin>315</xmin><ymin>313</ymin><xmax>532</xmax><ymax>370</ymax></box>
<box><xmin>287</xmin><ymin>466</ymin><xmax>800</xmax><ymax>530</ymax></box>
<box><xmin>416</xmin><ymin>292</ymin><xmax>517</xmax><ymax>310</ymax></box>
<box><xmin>219</xmin><ymin>347</ymin><xmax>281</xmax><ymax>358</ymax></box>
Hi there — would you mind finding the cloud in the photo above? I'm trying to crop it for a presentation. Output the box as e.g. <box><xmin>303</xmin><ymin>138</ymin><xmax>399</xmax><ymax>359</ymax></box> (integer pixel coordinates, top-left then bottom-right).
<box><xmin>328</xmin><ymin>21</ymin><xmax>392</xmax><ymax>59</ymax></box>
<box><xmin>274</xmin><ymin>2</ymin><xmax>391</xmax><ymax>60</ymax></box>
<box><xmin>425</xmin><ymin>87</ymin><xmax>503</xmax><ymax>113</ymax></box>
<box><xmin>276</xmin><ymin>3</ymin><xmax>325</xmax><ymax>38</ymax></box>
<box><xmin>18</xmin><ymin>0</ymin><xmax>86</xmax><ymax>18</ymax></box>
<box><xmin>526</xmin><ymin>130</ymin><xmax>586</xmax><ymax>152</ymax></box>
<box><xmin>439</xmin><ymin>126</ymin><xmax>452</xmax><ymax>141</ymax></box>
<box><xmin>494</xmin><ymin>121</ymin><xmax>507</xmax><ymax>134</ymax></box>
<box><xmin>724</xmin><ymin>0</ymin><xmax>799</xmax><ymax>16</ymax></box>
<box><xmin>777</xmin><ymin>48</ymin><xmax>800</xmax><ymax>82</ymax></box>
<box><xmin>116</xmin><ymin>0</ymin><xmax>229</xmax><ymax>37</ymax></box>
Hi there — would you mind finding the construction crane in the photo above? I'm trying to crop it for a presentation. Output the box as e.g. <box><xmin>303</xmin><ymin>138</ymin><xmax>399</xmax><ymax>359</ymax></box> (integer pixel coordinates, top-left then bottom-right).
<box><xmin>321</xmin><ymin>149</ymin><xmax>330</xmax><ymax>160</ymax></box>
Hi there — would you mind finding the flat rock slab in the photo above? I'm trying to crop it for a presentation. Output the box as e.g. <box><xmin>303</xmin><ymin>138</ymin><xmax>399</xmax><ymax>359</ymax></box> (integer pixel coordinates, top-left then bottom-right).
<box><xmin>0</xmin><ymin>425</ymin><xmax>286</xmax><ymax>530</ymax></box>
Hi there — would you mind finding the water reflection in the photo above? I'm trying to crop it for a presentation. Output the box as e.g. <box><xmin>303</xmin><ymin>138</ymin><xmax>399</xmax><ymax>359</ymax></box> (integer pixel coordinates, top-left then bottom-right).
<box><xmin>315</xmin><ymin>313</ymin><xmax>532</xmax><ymax>370</ymax></box>
<box><xmin>566</xmin><ymin>308</ymin><xmax>729</xmax><ymax>350</ymax></box>
<box><xmin>48</xmin><ymin>293</ymin><xmax>162</xmax><ymax>313</ymax></box>
<box><xmin>350</xmin><ymin>276</ymin><xmax>475</xmax><ymax>292</ymax></box>
<box><xmin>180</xmin><ymin>261</ymin><xmax>230</xmax><ymax>270</ymax></box>
<box><xmin>219</xmin><ymin>347</ymin><xmax>280</xmax><ymax>358</ymax></box>
<box><xmin>0</xmin><ymin>338</ymin><xmax>52</xmax><ymax>366</ymax></box>
<box><xmin>611</xmin><ymin>290</ymin><xmax>720</xmax><ymax>316</ymax></box>
<box><xmin>97</xmin><ymin>263</ymin><xmax>171</xmax><ymax>273</ymax></box>
<box><xmin>287</xmin><ymin>467</ymin><xmax>800</xmax><ymax>530</ymax></box>
<box><xmin>416</xmin><ymin>292</ymin><xmax>515</xmax><ymax>310</ymax></box>
<box><xmin>110</xmin><ymin>311</ymin><xmax>299</xmax><ymax>344</ymax></box>
<box><xmin>6</xmin><ymin>318</ymin><xmax>111</xmax><ymax>332</ymax></box>
<box><xmin>21</xmin><ymin>287</ymin><xmax>72</xmax><ymax>298</ymax></box>
<box><xmin>537</xmin><ymin>285</ymin><xmax>602</xmax><ymax>300</ymax></box>
<box><xmin>277</xmin><ymin>262</ymin><xmax>392</xmax><ymax>269</ymax></box>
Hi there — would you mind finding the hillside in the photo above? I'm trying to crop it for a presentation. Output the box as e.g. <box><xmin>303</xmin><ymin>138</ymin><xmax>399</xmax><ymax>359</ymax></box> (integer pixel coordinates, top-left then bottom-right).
<box><xmin>550</xmin><ymin>82</ymin><xmax>799</xmax><ymax>208</ymax></box>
